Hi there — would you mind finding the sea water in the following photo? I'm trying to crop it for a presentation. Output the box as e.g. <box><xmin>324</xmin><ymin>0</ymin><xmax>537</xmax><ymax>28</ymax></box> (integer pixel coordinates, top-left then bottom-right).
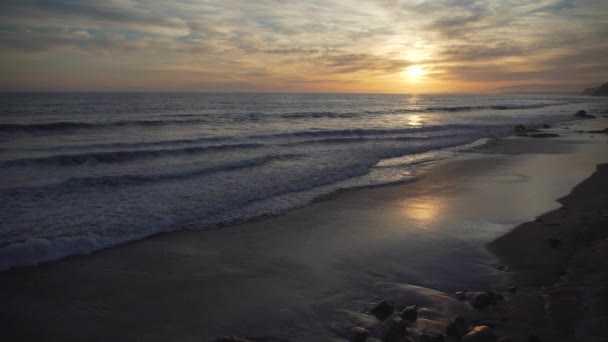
<box><xmin>0</xmin><ymin>92</ymin><xmax>604</xmax><ymax>270</ymax></box>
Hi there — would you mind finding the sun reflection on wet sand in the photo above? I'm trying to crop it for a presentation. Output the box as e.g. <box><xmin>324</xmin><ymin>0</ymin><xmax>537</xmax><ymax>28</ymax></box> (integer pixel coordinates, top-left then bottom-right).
<box><xmin>400</xmin><ymin>194</ymin><xmax>445</xmax><ymax>227</ymax></box>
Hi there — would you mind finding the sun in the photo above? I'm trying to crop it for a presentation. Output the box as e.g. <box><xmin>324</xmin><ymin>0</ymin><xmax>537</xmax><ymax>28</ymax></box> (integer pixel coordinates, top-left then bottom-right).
<box><xmin>405</xmin><ymin>65</ymin><xmax>425</xmax><ymax>80</ymax></box>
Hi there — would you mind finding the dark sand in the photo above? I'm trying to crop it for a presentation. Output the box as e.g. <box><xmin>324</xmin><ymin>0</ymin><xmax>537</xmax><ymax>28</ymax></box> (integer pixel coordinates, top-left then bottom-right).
<box><xmin>1</xmin><ymin>118</ymin><xmax>607</xmax><ymax>342</ymax></box>
<box><xmin>488</xmin><ymin>164</ymin><xmax>608</xmax><ymax>342</ymax></box>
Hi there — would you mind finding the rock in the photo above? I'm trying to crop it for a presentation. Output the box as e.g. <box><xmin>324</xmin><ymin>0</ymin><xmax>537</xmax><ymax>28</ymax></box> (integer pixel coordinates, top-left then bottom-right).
<box><xmin>400</xmin><ymin>304</ymin><xmax>418</xmax><ymax>323</ymax></box>
<box><xmin>542</xmin><ymin>124</ymin><xmax>551</xmax><ymax>128</ymax></box>
<box><xmin>513</xmin><ymin>124</ymin><xmax>526</xmax><ymax>134</ymax></box>
<box><xmin>497</xmin><ymin>338</ymin><xmax>514</xmax><ymax>342</ymax></box>
<box><xmin>401</xmin><ymin>337</ymin><xmax>416</xmax><ymax>342</ymax></box>
<box><xmin>462</xmin><ymin>325</ymin><xmax>498</xmax><ymax>342</ymax></box>
<box><xmin>534</xmin><ymin>218</ymin><xmax>544</xmax><ymax>222</ymax></box>
<box><xmin>487</xmin><ymin>290</ymin><xmax>503</xmax><ymax>305</ymax></box>
<box><xmin>455</xmin><ymin>291</ymin><xmax>467</xmax><ymax>300</ymax></box>
<box><xmin>526</xmin><ymin>129</ymin><xmax>541</xmax><ymax>133</ymax></box>
<box><xmin>507</xmin><ymin>286</ymin><xmax>518</xmax><ymax>294</ymax></box>
<box><xmin>351</xmin><ymin>326</ymin><xmax>369</xmax><ymax>342</ymax></box>
<box><xmin>573</xmin><ymin>110</ymin><xmax>596</xmax><ymax>119</ymax></box>
<box><xmin>382</xmin><ymin>317</ymin><xmax>409</xmax><ymax>342</ymax></box>
<box><xmin>527</xmin><ymin>334</ymin><xmax>542</xmax><ymax>342</ymax></box>
<box><xmin>587</xmin><ymin>128</ymin><xmax>608</xmax><ymax>134</ymax></box>
<box><xmin>445</xmin><ymin>315</ymin><xmax>468</xmax><ymax>337</ymax></box>
<box><xmin>548</xmin><ymin>238</ymin><xmax>561</xmax><ymax>248</ymax></box>
<box><xmin>582</xmin><ymin>87</ymin><xmax>598</xmax><ymax>95</ymax></box>
<box><xmin>416</xmin><ymin>330</ymin><xmax>446</xmax><ymax>342</ymax></box>
<box><xmin>371</xmin><ymin>300</ymin><xmax>394</xmax><ymax>321</ymax></box>
<box><xmin>469</xmin><ymin>292</ymin><xmax>491</xmax><ymax>310</ymax></box>
<box><xmin>495</xmin><ymin>264</ymin><xmax>510</xmax><ymax>272</ymax></box>
<box><xmin>530</xmin><ymin>133</ymin><xmax>559</xmax><ymax>138</ymax></box>
<box><xmin>215</xmin><ymin>337</ymin><xmax>251</xmax><ymax>342</ymax></box>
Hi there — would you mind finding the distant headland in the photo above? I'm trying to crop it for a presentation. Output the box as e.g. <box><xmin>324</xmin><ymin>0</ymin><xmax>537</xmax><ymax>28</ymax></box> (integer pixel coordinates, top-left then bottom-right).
<box><xmin>582</xmin><ymin>82</ymin><xmax>608</xmax><ymax>96</ymax></box>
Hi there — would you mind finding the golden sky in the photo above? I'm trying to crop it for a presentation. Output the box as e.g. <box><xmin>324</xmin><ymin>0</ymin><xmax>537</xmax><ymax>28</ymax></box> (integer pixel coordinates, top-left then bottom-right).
<box><xmin>1</xmin><ymin>0</ymin><xmax>607</xmax><ymax>93</ymax></box>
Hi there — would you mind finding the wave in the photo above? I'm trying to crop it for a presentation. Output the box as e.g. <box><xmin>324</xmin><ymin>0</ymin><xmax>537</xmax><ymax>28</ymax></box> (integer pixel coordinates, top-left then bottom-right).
<box><xmin>283</xmin><ymin>134</ymin><xmax>464</xmax><ymax>146</ymax></box>
<box><xmin>0</xmin><ymin>143</ymin><xmax>264</xmax><ymax>168</ymax></box>
<box><xmin>424</xmin><ymin>102</ymin><xmax>568</xmax><ymax>112</ymax></box>
<box><xmin>12</xmin><ymin>153</ymin><xmax>300</xmax><ymax>193</ymax></box>
<box><xmin>0</xmin><ymin>102</ymin><xmax>574</xmax><ymax>134</ymax></box>
<box><xmin>0</xmin><ymin>118</ymin><xmax>208</xmax><ymax>133</ymax></box>
<box><xmin>281</xmin><ymin>111</ymin><xmax>359</xmax><ymax>119</ymax></box>
<box><xmin>263</xmin><ymin>124</ymin><xmax>499</xmax><ymax>139</ymax></box>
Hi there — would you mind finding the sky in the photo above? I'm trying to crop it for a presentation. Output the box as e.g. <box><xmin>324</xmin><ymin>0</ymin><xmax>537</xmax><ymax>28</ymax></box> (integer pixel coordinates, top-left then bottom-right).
<box><xmin>0</xmin><ymin>0</ymin><xmax>607</xmax><ymax>93</ymax></box>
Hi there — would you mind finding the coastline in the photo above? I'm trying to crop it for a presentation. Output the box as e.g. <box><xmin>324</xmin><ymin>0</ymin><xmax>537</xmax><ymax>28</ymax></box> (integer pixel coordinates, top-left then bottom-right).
<box><xmin>1</xmin><ymin>117</ymin><xmax>607</xmax><ymax>341</ymax></box>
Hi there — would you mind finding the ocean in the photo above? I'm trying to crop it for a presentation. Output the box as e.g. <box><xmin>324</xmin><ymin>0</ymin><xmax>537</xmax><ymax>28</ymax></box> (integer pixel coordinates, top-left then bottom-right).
<box><xmin>0</xmin><ymin>92</ymin><xmax>603</xmax><ymax>270</ymax></box>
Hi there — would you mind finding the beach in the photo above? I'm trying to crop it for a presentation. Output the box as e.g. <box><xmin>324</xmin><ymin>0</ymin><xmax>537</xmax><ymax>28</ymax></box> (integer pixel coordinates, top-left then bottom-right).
<box><xmin>1</xmin><ymin>114</ymin><xmax>607</xmax><ymax>341</ymax></box>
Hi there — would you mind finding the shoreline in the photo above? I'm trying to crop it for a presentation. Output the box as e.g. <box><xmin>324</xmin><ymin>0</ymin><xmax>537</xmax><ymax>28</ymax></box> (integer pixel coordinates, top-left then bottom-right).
<box><xmin>1</xmin><ymin>117</ymin><xmax>607</xmax><ymax>341</ymax></box>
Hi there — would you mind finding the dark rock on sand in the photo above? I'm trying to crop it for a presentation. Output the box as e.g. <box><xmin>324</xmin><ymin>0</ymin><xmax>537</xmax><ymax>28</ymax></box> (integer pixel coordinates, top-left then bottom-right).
<box><xmin>587</xmin><ymin>128</ymin><xmax>608</xmax><ymax>134</ymax></box>
<box><xmin>382</xmin><ymin>317</ymin><xmax>409</xmax><ymax>342</ymax></box>
<box><xmin>215</xmin><ymin>337</ymin><xmax>251</xmax><ymax>342</ymax></box>
<box><xmin>573</xmin><ymin>110</ymin><xmax>596</xmax><ymax>119</ymax></box>
<box><xmin>487</xmin><ymin>290</ymin><xmax>503</xmax><ymax>304</ymax></box>
<box><xmin>416</xmin><ymin>330</ymin><xmax>446</xmax><ymax>342</ymax></box>
<box><xmin>371</xmin><ymin>300</ymin><xmax>394</xmax><ymax>321</ymax></box>
<box><xmin>445</xmin><ymin>315</ymin><xmax>468</xmax><ymax>337</ymax></box>
<box><xmin>507</xmin><ymin>286</ymin><xmax>518</xmax><ymax>294</ymax></box>
<box><xmin>400</xmin><ymin>304</ymin><xmax>418</xmax><ymax>323</ymax></box>
<box><xmin>469</xmin><ymin>292</ymin><xmax>491</xmax><ymax>310</ymax></box>
<box><xmin>351</xmin><ymin>326</ymin><xmax>368</xmax><ymax>342</ymax></box>
<box><xmin>495</xmin><ymin>264</ymin><xmax>510</xmax><ymax>272</ymax></box>
<box><xmin>462</xmin><ymin>326</ymin><xmax>498</xmax><ymax>342</ymax></box>
<box><xmin>455</xmin><ymin>291</ymin><xmax>467</xmax><ymax>300</ymax></box>
<box><xmin>513</xmin><ymin>125</ymin><xmax>526</xmax><ymax>134</ymax></box>
<box><xmin>542</xmin><ymin>124</ymin><xmax>551</xmax><ymax>128</ymax></box>
<box><xmin>548</xmin><ymin>238</ymin><xmax>561</xmax><ymax>248</ymax></box>
<box><xmin>530</xmin><ymin>133</ymin><xmax>559</xmax><ymax>138</ymax></box>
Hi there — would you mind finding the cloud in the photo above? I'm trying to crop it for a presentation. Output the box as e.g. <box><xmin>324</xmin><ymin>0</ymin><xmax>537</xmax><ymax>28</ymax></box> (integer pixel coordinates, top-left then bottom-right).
<box><xmin>0</xmin><ymin>0</ymin><xmax>607</xmax><ymax>92</ymax></box>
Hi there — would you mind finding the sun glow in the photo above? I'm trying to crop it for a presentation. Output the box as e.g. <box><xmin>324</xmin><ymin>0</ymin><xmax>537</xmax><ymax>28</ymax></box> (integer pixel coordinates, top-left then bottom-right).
<box><xmin>404</xmin><ymin>65</ymin><xmax>425</xmax><ymax>80</ymax></box>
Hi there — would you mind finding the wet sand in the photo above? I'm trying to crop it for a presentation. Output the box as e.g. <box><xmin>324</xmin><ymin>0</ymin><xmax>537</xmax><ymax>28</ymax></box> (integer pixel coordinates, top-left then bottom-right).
<box><xmin>1</xmin><ymin>118</ymin><xmax>607</xmax><ymax>341</ymax></box>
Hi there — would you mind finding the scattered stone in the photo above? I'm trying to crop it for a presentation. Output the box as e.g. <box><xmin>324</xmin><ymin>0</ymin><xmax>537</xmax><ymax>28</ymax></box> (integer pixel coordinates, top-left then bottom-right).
<box><xmin>400</xmin><ymin>304</ymin><xmax>418</xmax><ymax>324</ymax></box>
<box><xmin>573</xmin><ymin>110</ymin><xmax>596</xmax><ymax>119</ymax></box>
<box><xmin>351</xmin><ymin>327</ymin><xmax>368</xmax><ymax>342</ymax></box>
<box><xmin>507</xmin><ymin>286</ymin><xmax>518</xmax><ymax>294</ymax></box>
<box><xmin>382</xmin><ymin>317</ymin><xmax>409</xmax><ymax>342</ymax></box>
<box><xmin>513</xmin><ymin>125</ymin><xmax>526</xmax><ymax>134</ymax></box>
<box><xmin>587</xmin><ymin>128</ymin><xmax>608</xmax><ymax>134</ymax></box>
<box><xmin>487</xmin><ymin>290</ymin><xmax>504</xmax><ymax>304</ymax></box>
<box><xmin>495</xmin><ymin>264</ymin><xmax>510</xmax><ymax>272</ymax></box>
<box><xmin>534</xmin><ymin>217</ymin><xmax>544</xmax><ymax>222</ymax></box>
<box><xmin>215</xmin><ymin>337</ymin><xmax>251</xmax><ymax>342</ymax></box>
<box><xmin>527</xmin><ymin>334</ymin><xmax>542</xmax><ymax>342</ymax></box>
<box><xmin>455</xmin><ymin>291</ymin><xmax>467</xmax><ymax>301</ymax></box>
<box><xmin>462</xmin><ymin>325</ymin><xmax>498</xmax><ymax>342</ymax></box>
<box><xmin>469</xmin><ymin>292</ymin><xmax>491</xmax><ymax>310</ymax></box>
<box><xmin>542</xmin><ymin>124</ymin><xmax>551</xmax><ymax>128</ymax></box>
<box><xmin>416</xmin><ymin>330</ymin><xmax>446</xmax><ymax>342</ymax></box>
<box><xmin>548</xmin><ymin>238</ymin><xmax>561</xmax><ymax>248</ymax></box>
<box><xmin>445</xmin><ymin>315</ymin><xmax>468</xmax><ymax>338</ymax></box>
<box><xmin>530</xmin><ymin>133</ymin><xmax>559</xmax><ymax>138</ymax></box>
<box><xmin>371</xmin><ymin>300</ymin><xmax>394</xmax><ymax>321</ymax></box>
